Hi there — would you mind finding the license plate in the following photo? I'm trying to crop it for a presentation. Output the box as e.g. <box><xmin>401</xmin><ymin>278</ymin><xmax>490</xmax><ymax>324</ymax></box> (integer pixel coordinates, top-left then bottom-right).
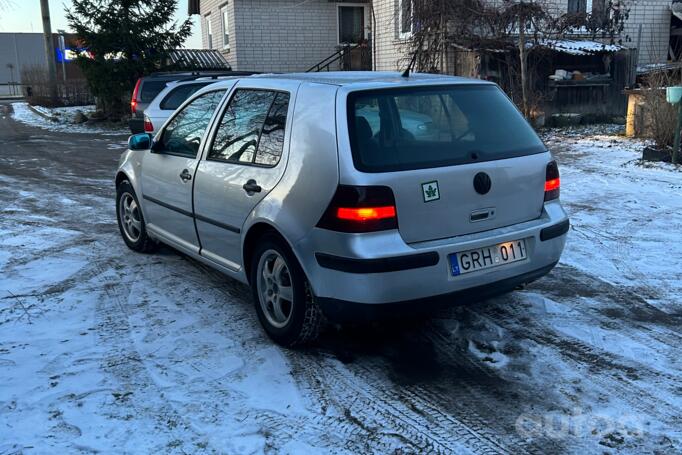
<box><xmin>449</xmin><ymin>239</ymin><xmax>527</xmax><ymax>276</ymax></box>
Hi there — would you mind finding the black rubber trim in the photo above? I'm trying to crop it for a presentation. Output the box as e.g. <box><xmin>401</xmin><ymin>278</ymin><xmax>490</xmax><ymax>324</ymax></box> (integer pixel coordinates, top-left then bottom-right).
<box><xmin>317</xmin><ymin>262</ymin><xmax>558</xmax><ymax>323</ymax></box>
<box><xmin>143</xmin><ymin>194</ymin><xmax>193</xmax><ymax>218</ymax></box>
<box><xmin>540</xmin><ymin>219</ymin><xmax>570</xmax><ymax>241</ymax></box>
<box><xmin>315</xmin><ymin>251</ymin><xmax>439</xmax><ymax>274</ymax></box>
<box><xmin>129</xmin><ymin>117</ymin><xmax>145</xmax><ymax>134</ymax></box>
<box><xmin>143</xmin><ymin>194</ymin><xmax>241</xmax><ymax>234</ymax></box>
<box><xmin>195</xmin><ymin>213</ymin><xmax>241</xmax><ymax>234</ymax></box>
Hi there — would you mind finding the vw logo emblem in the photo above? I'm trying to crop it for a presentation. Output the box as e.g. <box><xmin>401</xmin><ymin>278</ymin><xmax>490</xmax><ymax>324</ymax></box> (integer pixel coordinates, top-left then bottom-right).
<box><xmin>473</xmin><ymin>172</ymin><xmax>492</xmax><ymax>195</ymax></box>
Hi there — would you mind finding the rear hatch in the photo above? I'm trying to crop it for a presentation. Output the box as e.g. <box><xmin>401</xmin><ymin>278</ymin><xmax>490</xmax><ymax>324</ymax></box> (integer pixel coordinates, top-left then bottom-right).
<box><xmin>133</xmin><ymin>79</ymin><xmax>169</xmax><ymax>118</ymax></box>
<box><xmin>347</xmin><ymin>84</ymin><xmax>548</xmax><ymax>244</ymax></box>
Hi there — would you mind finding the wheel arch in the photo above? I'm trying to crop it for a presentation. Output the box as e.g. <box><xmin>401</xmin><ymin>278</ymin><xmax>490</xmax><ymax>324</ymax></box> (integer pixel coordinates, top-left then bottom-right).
<box><xmin>115</xmin><ymin>170</ymin><xmax>130</xmax><ymax>187</ymax></box>
<box><xmin>115</xmin><ymin>164</ymin><xmax>149</xmax><ymax>228</ymax></box>
<box><xmin>242</xmin><ymin>222</ymin><xmax>299</xmax><ymax>285</ymax></box>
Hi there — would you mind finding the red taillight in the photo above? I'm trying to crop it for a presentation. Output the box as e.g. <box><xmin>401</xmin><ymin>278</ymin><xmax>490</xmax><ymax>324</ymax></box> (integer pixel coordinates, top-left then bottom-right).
<box><xmin>337</xmin><ymin>206</ymin><xmax>396</xmax><ymax>221</ymax></box>
<box><xmin>544</xmin><ymin>178</ymin><xmax>560</xmax><ymax>192</ymax></box>
<box><xmin>318</xmin><ymin>185</ymin><xmax>398</xmax><ymax>233</ymax></box>
<box><xmin>544</xmin><ymin>161</ymin><xmax>560</xmax><ymax>201</ymax></box>
<box><xmin>131</xmin><ymin>78</ymin><xmax>142</xmax><ymax>114</ymax></box>
<box><xmin>143</xmin><ymin>116</ymin><xmax>154</xmax><ymax>133</ymax></box>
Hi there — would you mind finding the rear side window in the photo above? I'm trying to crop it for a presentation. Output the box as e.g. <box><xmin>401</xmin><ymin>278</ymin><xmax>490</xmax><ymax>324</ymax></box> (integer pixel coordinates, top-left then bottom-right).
<box><xmin>209</xmin><ymin>89</ymin><xmax>290</xmax><ymax>167</ymax></box>
<box><xmin>255</xmin><ymin>93</ymin><xmax>289</xmax><ymax>166</ymax></box>
<box><xmin>347</xmin><ymin>85</ymin><xmax>545</xmax><ymax>172</ymax></box>
<box><xmin>160</xmin><ymin>83</ymin><xmax>211</xmax><ymax>110</ymax></box>
<box><xmin>139</xmin><ymin>81</ymin><xmax>167</xmax><ymax>103</ymax></box>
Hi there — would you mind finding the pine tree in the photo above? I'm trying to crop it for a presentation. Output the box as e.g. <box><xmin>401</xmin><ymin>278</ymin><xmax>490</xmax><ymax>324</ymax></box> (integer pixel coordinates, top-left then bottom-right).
<box><xmin>66</xmin><ymin>0</ymin><xmax>192</xmax><ymax>116</ymax></box>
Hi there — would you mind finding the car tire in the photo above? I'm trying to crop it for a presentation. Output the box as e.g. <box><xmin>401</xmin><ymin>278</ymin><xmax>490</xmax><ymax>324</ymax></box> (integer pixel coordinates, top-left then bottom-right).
<box><xmin>250</xmin><ymin>233</ymin><xmax>323</xmax><ymax>347</ymax></box>
<box><xmin>116</xmin><ymin>180</ymin><xmax>157</xmax><ymax>253</ymax></box>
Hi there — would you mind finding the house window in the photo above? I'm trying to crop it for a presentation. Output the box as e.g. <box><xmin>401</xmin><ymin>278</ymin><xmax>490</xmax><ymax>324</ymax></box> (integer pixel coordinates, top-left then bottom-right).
<box><xmin>221</xmin><ymin>6</ymin><xmax>230</xmax><ymax>48</ymax></box>
<box><xmin>591</xmin><ymin>0</ymin><xmax>608</xmax><ymax>22</ymax></box>
<box><xmin>206</xmin><ymin>14</ymin><xmax>213</xmax><ymax>49</ymax></box>
<box><xmin>399</xmin><ymin>0</ymin><xmax>414</xmax><ymax>37</ymax></box>
<box><xmin>567</xmin><ymin>0</ymin><xmax>587</xmax><ymax>14</ymax></box>
<box><xmin>338</xmin><ymin>6</ymin><xmax>365</xmax><ymax>44</ymax></box>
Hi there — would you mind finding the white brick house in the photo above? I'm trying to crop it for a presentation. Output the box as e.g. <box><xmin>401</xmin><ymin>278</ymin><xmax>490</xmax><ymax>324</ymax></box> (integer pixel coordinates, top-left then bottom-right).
<box><xmin>190</xmin><ymin>0</ymin><xmax>674</xmax><ymax>72</ymax></box>
<box><xmin>191</xmin><ymin>0</ymin><xmax>371</xmax><ymax>72</ymax></box>
<box><xmin>624</xmin><ymin>0</ymin><xmax>674</xmax><ymax>65</ymax></box>
<box><xmin>371</xmin><ymin>0</ymin><xmax>674</xmax><ymax>70</ymax></box>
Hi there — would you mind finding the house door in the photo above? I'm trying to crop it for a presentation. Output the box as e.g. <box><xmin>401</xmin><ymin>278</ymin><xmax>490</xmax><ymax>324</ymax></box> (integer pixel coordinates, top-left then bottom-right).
<box><xmin>338</xmin><ymin>5</ymin><xmax>366</xmax><ymax>44</ymax></box>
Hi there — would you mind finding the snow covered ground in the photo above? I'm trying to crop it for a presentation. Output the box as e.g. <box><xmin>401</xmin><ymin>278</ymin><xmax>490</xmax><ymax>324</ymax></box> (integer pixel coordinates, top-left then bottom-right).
<box><xmin>10</xmin><ymin>102</ymin><xmax>127</xmax><ymax>136</ymax></box>
<box><xmin>0</xmin><ymin>116</ymin><xmax>681</xmax><ymax>454</ymax></box>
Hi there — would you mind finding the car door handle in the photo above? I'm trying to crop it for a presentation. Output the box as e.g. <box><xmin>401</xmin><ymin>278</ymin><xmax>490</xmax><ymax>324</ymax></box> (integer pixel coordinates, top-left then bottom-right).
<box><xmin>179</xmin><ymin>169</ymin><xmax>192</xmax><ymax>182</ymax></box>
<box><xmin>242</xmin><ymin>179</ymin><xmax>262</xmax><ymax>194</ymax></box>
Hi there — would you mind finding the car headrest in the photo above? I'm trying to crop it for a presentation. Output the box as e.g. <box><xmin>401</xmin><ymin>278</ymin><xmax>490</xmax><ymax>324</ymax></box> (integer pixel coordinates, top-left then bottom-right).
<box><xmin>356</xmin><ymin>116</ymin><xmax>372</xmax><ymax>141</ymax></box>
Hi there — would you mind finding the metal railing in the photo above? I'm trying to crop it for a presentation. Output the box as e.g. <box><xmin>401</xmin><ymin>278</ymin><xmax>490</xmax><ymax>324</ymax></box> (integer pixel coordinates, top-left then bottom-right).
<box><xmin>306</xmin><ymin>42</ymin><xmax>370</xmax><ymax>73</ymax></box>
<box><xmin>0</xmin><ymin>82</ymin><xmax>24</xmax><ymax>97</ymax></box>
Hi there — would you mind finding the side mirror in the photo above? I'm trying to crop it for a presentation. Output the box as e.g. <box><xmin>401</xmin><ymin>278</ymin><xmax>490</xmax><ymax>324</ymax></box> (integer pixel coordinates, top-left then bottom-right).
<box><xmin>128</xmin><ymin>133</ymin><xmax>152</xmax><ymax>151</ymax></box>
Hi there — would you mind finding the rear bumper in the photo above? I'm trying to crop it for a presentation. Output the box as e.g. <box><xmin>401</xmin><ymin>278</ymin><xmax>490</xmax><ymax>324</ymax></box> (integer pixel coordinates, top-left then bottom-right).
<box><xmin>295</xmin><ymin>201</ymin><xmax>568</xmax><ymax>307</ymax></box>
<box><xmin>317</xmin><ymin>262</ymin><xmax>557</xmax><ymax>322</ymax></box>
<box><xmin>129</xmin><ymin>117</ymin><xmax>145</xmax><ymax>134</ymax></box>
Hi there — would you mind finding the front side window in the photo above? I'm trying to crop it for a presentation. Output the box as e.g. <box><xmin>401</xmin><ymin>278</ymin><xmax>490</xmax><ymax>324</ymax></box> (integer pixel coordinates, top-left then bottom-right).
<box><xmin>209</xmin><ymin>89</ymin><xmax>290</xmax><ymax>167</ymax></box>
<box><xmin>206</xmin><ymin>14</ymin><xmax>213</xmax><ymax>49</ymax></box>
<box><xmin>158</xmin><ymin>90</ymin><xmax>226</xmax><ymax>158</ymax></box>
<box><xmin>348</xmin><ymin>85</ymin><xmax>545</xmax><ymax>172</ymax></box>
<box><xmin>338</xmin><ymin>6</ymin><xmax>365</xmax><ymax>44</ymax></box>
<box><xmin>221</xmin><ymin>6</ymin><xmax>230</xmax><ymax>47</ymax></box>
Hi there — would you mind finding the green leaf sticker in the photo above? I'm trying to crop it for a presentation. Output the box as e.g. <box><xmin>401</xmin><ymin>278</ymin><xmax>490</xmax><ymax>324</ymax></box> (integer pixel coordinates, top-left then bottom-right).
<box><xmin>421</xmin><ymin>180</ymin><xmax>440</xmax><ymax>202</ymax></box>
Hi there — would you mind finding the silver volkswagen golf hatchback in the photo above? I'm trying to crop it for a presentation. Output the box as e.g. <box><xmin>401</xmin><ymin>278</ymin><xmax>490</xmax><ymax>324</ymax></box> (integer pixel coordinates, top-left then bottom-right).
<box><xmin>116</xmin><ymin>72</ymin><xmax>569</xmax><ymax>346</ymax></box>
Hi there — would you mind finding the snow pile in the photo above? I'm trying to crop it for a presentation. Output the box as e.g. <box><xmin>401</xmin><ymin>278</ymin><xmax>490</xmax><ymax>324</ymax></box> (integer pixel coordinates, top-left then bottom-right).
<box><xmin>11</xmin><ymin>102</ymin><xmax>127</xmax><ymax>136</ymax></box>
<box><xmin>543</xmin><ymin>125</ymin><xmax>682</xmax><ymax>311</ymax></box>
<box><xmin>535</xmin><ymin>39</ymin><xmax>623</xmax><ymax>55</ymax></box>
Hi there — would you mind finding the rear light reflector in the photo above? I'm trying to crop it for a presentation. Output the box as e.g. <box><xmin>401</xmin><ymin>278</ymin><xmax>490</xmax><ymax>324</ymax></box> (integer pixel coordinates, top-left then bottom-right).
<box><xmin>317</xmin><ymin>185</ymin><xmax>398</xmax><ymax>233</ymax></box>
<box><xmin>131</xmin><ymin>78</ymin><xmax>142</xmax><ymax>114</ymax></box>
<box><xmin>544</xmin><ymin>161</ymin><xmax>560</xmax><ymax>201</ymax></box>
<box><xmin>143</xmin><ymin>116</ymin><xmax>154</xmax><ymax>133</ymax></box>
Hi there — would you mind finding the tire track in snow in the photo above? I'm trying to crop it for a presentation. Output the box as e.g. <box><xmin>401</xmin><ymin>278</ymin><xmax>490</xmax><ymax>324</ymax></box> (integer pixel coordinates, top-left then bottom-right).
<box><xmin>284</xmin><ymin>320</ymin><xmax>571</xmax><ymax>455</ymax></box>
<box><xmin>532</xmin><ymin>266</ymin><xmax>682</xmax><ymax>382</ymax></box>
<box><xmin>480</xmin><ymin>301</ymin><xmax>682</xmax><ymax>428</ymax></box>
<box><xmin>89</xmin><ymin>251</ymin><xmax>212</xmax><ymax>452</ymax></box>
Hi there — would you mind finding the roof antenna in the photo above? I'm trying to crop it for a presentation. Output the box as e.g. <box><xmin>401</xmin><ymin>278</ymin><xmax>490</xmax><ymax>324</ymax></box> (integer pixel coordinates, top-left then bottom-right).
<box><xmin>401</xmin><ymin>50</ymin><xmax>418</xmax><ymax>78</ymax></box>
<box><xmin>401</xmin><ymin>34</ymin><xmax>425</xmax><ymax>78</ymax></box>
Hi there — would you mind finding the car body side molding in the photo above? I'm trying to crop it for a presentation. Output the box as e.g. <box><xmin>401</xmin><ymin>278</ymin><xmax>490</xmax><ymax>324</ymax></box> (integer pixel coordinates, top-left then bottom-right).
<box><xmin>143</xmin><ymin>194</ymin><xmax>241</xmax><ymax>234</ymax></box>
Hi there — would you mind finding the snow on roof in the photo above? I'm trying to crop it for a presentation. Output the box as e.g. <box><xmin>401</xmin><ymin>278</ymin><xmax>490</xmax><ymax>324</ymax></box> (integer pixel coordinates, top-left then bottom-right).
<box><xmin>637</xmin><ymin>61</ymin><xmax>682</xmax><ymax>75</ymax></box>
<box><xmin>167</xmin><ymin>49</ymin><xmax>232</xmax><ymax>71</ymax></box>
<box><xmin>534</xmin><ymin>39</ymin><xmax>623</xmax><ymax>55</ymax></box>
<box><xmin>451</xmin><ymin>39</ymin><xmax>623</xmax><ymax>56</ymax></box>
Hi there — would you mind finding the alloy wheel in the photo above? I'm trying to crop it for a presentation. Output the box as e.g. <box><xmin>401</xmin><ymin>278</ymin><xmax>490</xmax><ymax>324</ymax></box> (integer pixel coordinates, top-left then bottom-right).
<box><xmin>119</xmin><ymin>192</ymin><xmax>142</xmax><ymax>243</ymax></box>
<box><xmin>256</xmin><ymin>249</ymin><xmax>294</xmax><ymax>329</ymax></box>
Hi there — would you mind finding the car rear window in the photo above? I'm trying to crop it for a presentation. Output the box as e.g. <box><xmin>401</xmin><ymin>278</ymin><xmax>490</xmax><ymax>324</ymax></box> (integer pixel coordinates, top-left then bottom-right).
<box><xmin>160</xmin><ymin>83</ymin><xmax>211</xmax><ymax>110</ymax></box>
<box><xmin>139</xmin><ymin>81</ymin><xmax>167</xmax><ymax>103</ymax></box>
<box><xmin>347</xmin><ymin>85</ymin><xmax>546</xmax><ymax>172</ymax></box>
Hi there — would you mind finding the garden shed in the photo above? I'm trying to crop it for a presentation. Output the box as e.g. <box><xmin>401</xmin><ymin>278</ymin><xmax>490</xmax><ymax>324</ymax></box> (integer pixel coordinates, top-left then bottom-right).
<box><xmin>450</xmin><ymin>39</ymin><xmax>635</xmax><ymax>119</ymax></box>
